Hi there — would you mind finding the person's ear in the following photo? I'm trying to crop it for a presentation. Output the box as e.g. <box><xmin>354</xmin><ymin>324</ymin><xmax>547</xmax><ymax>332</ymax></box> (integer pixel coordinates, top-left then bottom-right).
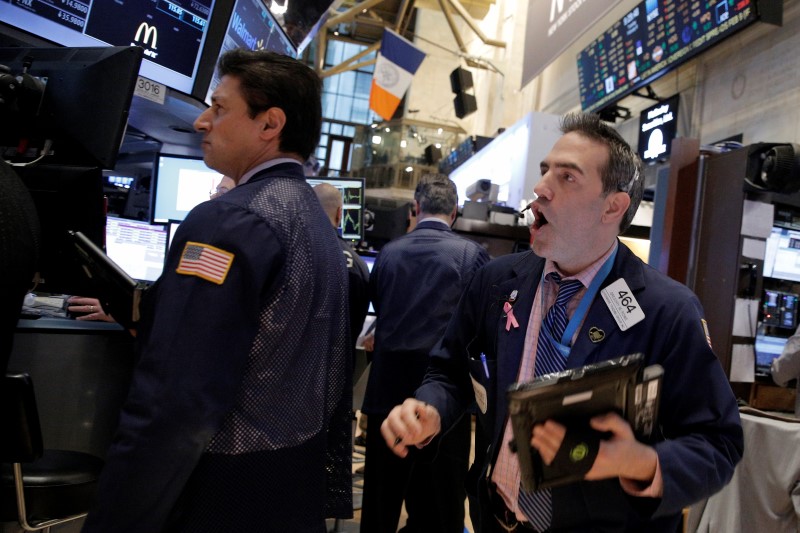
<box><xmin>602</xmin><ymin>191</ymin><xmax>631</xmax><ymax>225</ymax></box>
<box><xmin>258</xmin><ymin>107</ymin><xmax>286</xmax><ymax>140</ymax></box>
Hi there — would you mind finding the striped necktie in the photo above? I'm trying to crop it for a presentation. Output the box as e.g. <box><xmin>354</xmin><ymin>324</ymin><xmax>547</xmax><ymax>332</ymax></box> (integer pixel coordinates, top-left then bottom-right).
<box><xmin>517</xmin><ymin>272</ymin><xmax>583</xmax><ymax>531</ymax></box>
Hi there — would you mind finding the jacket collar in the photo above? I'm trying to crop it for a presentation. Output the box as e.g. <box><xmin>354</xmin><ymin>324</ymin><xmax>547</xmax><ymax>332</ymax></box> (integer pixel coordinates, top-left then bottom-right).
<box><xmin>246</xmin><ymin>162</ymin><xmax>306</xmax><ymax>184</ymax></box>
<box><xmin>414</xmin><ymin>219</ymin><xmax>452</xmax><ymax>231</ymax></box>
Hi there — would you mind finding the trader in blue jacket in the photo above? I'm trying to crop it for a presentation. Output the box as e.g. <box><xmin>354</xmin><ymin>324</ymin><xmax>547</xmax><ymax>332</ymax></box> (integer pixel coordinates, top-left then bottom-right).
<box><xmin>360</xmin><ymin>175</ymin><xmax>490</xmax><ymax>532</ymax></box>
<box><xmin>83</xmin><ymin>50</ymin><xmax>351</xmax><ymax>532</ymax></box>
<box><xmin>381</xmin><ymin>112</ymin><xmax>743</xmax><ymax>532</ymax></box>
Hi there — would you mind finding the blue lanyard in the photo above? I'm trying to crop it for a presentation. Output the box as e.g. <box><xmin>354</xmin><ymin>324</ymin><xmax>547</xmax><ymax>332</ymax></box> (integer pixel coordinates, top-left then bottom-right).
<box><xmin>541</xmin><ymin>245</ymin><xmax>618</xmax><ymax>355</ymax></box>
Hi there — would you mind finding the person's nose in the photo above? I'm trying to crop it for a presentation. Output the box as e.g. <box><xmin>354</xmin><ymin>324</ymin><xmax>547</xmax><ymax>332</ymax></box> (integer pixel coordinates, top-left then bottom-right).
<box><xmin>194</xmin><ymin>109</ymin><xmax>211</xmax><ymax>133</ymax></box>
<box><xmin>533</xmin><ymin>173</ymin><xmax>553</xmax><ymax>201</ymax></box>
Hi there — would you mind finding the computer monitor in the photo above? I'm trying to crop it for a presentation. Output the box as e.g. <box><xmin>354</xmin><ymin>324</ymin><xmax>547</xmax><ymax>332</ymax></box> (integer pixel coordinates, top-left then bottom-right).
<box><xmin>306</xmin><ymin>177</ymin><xmax>366</xmax><ymax>242</ymax></box>
<box><xmin>151</xmin><ymin>154</ymin><xmax>223</xmax><ymax>223</ymax></box>
<box><xmin>0</xmin><ymin>0</ymin><xmax>218</xmax><ymax>94</ymax></box>
<box><xmin>762</xmin><ymin>288</ymin><xmax>799</xmax><ymax>330</ymax></box>
<box><xmin>168</xmin><ymin>221</ymin><xmax>182</xmax><ymax>252</ymax></box>
<box><xmin>361</xmin><ymin>254</ymin><xmax>376</xmax><ymax>273</ymax></box>
<box><xmin>0</xmin><ymin>46</ymin><xmax>143</xmax><ymax>168</ymax></box>
<box><xmin>755</xmin><ymin>332</ymin><xmax>789</xmax><ymax>377</ymax></box>
<box><xmin>201</xmin><ymin>0</ymin><xmax>296</xmax><ymax>102</ymax></box>
<box><xmin>763</xmin><ymin>226</ymin><xmax>800</xmax><ymax>283</ymax></box>
<box><xmin>638</xmin><ymin>95</ymin><xmax>679</xmax><ymax>165</ymax></box>
<box><xmin>14</xmin><ymin>164</ymin><xmax>105</xmax><ymax>295</ymax></box>
<box><xmin>105</xmin><ymin>216</ymin><xmax>168</xmax><ymax>283</ymax></box>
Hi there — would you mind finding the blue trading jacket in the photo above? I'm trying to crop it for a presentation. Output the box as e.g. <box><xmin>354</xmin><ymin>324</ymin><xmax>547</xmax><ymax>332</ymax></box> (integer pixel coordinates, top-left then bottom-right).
<box><xmin>416</xmin><ymin>242</ymin><xmax>743</xmax><ymax>532</ymax></box>
<box><xmin>83</xmin><ymin>163</ymin><xmax>352</xmax><ymax>533</ymax></box>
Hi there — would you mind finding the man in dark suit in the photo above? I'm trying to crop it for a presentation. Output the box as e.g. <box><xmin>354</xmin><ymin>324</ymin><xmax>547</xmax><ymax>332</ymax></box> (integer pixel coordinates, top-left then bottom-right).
<box><xmin>83</xmin><ymin>50</ymin><xmax>351</xmax><ymax>533</ymax></box>
<box><xmin>360</xmin><ymin>175</ymin><xmax>490</xmax><ymax>533</ymax></box>
<box><xmin>381</xmin><ymin>113</ymin><xmax>743</xmax><ymax>532</ymax></box>
<box><xmin>314</xmin><ymin>182</ymin><xmax>370</xmax><ymax>354</ymax></box>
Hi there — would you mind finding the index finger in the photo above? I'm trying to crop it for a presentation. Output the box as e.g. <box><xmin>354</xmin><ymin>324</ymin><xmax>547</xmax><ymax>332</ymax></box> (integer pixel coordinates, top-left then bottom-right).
<box><xmin>590</xmin><ymin>411</ymin><xmax>632</xmax><ymax>437</ymax></box>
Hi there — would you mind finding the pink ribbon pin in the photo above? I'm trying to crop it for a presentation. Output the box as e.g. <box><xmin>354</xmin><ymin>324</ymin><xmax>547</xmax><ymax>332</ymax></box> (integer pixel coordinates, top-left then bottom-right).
<box><xmin>503</xmin><ymin>301</ymin><xmax>519</xmax><ymax>331</ymax></box>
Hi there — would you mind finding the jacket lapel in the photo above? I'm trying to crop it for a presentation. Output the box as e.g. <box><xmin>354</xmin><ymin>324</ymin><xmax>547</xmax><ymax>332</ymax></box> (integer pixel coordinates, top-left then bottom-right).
<box><xmin>491</xmin><ymin>254</ymin><xmax>543</xmax><ymax>444</ymax></box>
<box><xmin>566</xmin><ymin>243</ymin><xmax>647</xmax><ymax>368</ymax></box>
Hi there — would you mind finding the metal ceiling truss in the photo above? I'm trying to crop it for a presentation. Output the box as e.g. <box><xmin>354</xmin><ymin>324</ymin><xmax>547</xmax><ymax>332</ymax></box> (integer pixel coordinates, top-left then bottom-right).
<box><xmin>316</xmin><ymin>0</ymin><xmax>505</xmax><ymax>78</ymax></box>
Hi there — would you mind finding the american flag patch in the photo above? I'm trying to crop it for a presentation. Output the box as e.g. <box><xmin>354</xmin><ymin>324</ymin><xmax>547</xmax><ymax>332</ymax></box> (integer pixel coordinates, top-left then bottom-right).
<box><xmin>176</xmin><ymin>242</ymin><xmax>234</xmax><ymax>285</ymax></box>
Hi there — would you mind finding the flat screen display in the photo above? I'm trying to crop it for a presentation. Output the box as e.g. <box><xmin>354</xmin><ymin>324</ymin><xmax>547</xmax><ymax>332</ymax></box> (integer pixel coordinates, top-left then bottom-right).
<box><xmin>167</xmin><ymin>220</ymin><xmax>182</xmax><ymax>251</ymax></box>
<box><xmin>577</xmin><ymin>0</ymin><xmax>758</xmax><ymax>113</ymax></box>
<box><xmin>307</xmin><ymin>177</ymin><xmax>366</xmax><ymax>242</ymax></box>
<box><xmin>15</xmin><ymin>164</ymin><xmax>105</xmax><ymax>295</ymax></box>
<box><xmin>105</xmin><ymin>216</ymin><xmax>167</xmax><ymax>282</ymax></box>
<box><xmin>204</xmin><ymin>0</ymin><xmax>295</xmax><ymax>102</ymax></box>
<box><xmin>763</xmin><ymin>226</ymin><xmax>800</xmax><ymax>283</ymax></box>
<box><xmin>754</xmin><ymin>333</ymin><xmax>788</xmax><ymax>376</ymax></box>
<box><xmin>151</xmin><ymin>154</ymin><xmax>223</xmax><ymax>223</ymax></box>
<box><xmin>0</xmin><ymin>0</ymin><xmax>217</xmax><ymax>93</ymax></box>
<box><xmin>638</xmin><ymin>95</ymin><xmax>679</xmax><ymax>164</ymax></box>
<box><xmin>0</xmin><ymin>45</ymin><xmax>142</xmax><ymax>168</ymax></box>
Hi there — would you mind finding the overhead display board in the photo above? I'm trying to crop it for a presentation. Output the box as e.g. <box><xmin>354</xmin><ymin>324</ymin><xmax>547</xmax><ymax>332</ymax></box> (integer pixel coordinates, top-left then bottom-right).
<box><xmin>577</xmin><ymin>0</ymin><xmax>759</xmax><ymax>113</ymax></box>
<box><xmin>521</xmin><ymin>0</ymin><xmax>622</xmax><ymax>89</ymax></box>
<box><xmin>0</xmin><ymin>0</ymin><xmax>216</xmax><ymax>94</ymax></box>
<box><xmin>202</xmin><ymin>0</ymin><xmax>296</xmax><ymax>102</ymax></box>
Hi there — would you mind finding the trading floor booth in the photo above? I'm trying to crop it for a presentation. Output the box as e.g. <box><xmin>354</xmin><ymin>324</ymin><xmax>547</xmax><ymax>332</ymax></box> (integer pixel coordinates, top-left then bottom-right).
<box><xmin>7</xmin><ymin>319</ymin><xmax>136</xmax><ymax>460</ymax></box>
<box><xmin>3</xmin><ymin>319</ymin><xmax>136</xmax><ymax>533</ymax></box>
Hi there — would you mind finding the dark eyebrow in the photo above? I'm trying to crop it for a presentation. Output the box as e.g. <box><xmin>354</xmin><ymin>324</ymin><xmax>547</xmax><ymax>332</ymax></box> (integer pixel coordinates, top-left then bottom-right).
<box><xmin>540</xmin><ymin>160</ymin><xmax>585</xmax><ymax>176</ymax></box>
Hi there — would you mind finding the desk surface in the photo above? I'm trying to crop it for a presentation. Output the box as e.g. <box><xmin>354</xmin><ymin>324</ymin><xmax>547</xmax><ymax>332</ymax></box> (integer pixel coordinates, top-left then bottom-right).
<box><xmin>17</xmin><ymin>317</ymin><xmax>125</xmax><ymax>333</ymax></box>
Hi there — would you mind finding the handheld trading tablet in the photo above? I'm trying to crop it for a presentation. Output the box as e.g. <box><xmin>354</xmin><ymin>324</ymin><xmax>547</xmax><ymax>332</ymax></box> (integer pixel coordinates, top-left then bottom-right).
<box><xmin>507</xmin><ymin>353</ymin><xmax>663</xmax><ymax>491</ymax></box>
<box><xmin>68</xmin><ymin>230</ymin><xmax>145</xmax><ymax>331</ymax></box>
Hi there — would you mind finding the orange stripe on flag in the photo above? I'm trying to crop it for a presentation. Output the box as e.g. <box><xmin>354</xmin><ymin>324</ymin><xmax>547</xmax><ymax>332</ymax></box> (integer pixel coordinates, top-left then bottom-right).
<box><xmin>369</xmin><ymin>80</ymin><xmax>402</xmax><ymax>121</ymax></box>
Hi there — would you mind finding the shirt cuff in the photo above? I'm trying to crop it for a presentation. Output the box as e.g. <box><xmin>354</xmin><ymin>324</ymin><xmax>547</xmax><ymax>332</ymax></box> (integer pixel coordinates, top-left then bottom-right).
<box><xmin>618</xmin><ymin>454</ymin><xmax>663</xmax><ymax>498</ymax></box>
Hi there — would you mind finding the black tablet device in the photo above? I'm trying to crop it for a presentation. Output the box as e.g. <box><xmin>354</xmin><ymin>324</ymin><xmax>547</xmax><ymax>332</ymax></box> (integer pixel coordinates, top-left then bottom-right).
<box><xmin>507</xmin><ymin>353</ymin><xmax>663</xmax><ymax>491</ymax></box>
<box><xmin>68</xmin><ymin>230</ymin><xmax>146</xmax><ymax>331</ymax></box>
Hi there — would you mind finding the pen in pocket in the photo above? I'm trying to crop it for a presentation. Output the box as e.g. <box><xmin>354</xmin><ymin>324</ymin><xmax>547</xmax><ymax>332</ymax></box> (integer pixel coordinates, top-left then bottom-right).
<box><xmin>480</xmin><ymin>353</ymin><xmax>490</xmax><ymax>378</ymax></box>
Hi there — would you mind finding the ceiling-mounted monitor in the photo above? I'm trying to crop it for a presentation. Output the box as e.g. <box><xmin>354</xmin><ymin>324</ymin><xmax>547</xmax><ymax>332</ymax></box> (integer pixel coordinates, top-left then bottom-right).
<box><xmin>0</xmin><ymin>0</ymin><xmax>218</xmax><ymax>94</ymax></box>
<box><xmin>272</xmin><ymin>0</ymin><xmax>337</xmax><ymax>55</ymax></box>
<box><xmin>577</xmin><ymin>0</ymin><xmax>772</xmax><ymax>114</ymax></box>
<box><xmin>202</xmin><ymin>0</ymin><xmax>297</xmax><ymax>102</ymax></box>
<box><xmin>638</xmin><ymin>95</ymin><xmax>679</xmax><ymax>164</ymax></box>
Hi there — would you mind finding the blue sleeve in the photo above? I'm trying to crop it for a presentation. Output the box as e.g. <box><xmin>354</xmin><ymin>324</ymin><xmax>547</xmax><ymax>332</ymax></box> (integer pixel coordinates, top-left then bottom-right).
<box><xmin>651</xmin><ymin>296</ymin><xmax>744</xmax><ymax>517</ymax></box>
<box><xmin>83</xmin><ymin>201</ymin><xmax>283</xmax><ymax>532</ymax></box>
<box><xmin>415</xmin><ymin>260</ymin><xmax>489</xmax><ymax>431</ymax></box>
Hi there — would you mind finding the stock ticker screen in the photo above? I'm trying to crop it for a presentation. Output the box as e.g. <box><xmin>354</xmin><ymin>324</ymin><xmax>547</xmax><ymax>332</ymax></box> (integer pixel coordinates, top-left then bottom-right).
<box><xmin>86</xmin><ymin>0</ymin><xmax>213</xmax><ymax>78</ymax></box>
<box><xmin>577</xmin><ymin>0</ymin><xmax>757</xmax><ymax>113</ymax></box>
<box><xmin>203</xmin><ymin>0</ymin><xmax>296</xmax><ymax>101</ymax></box>
<box><xmin>2</xmin><ymin>0</ymin><xmax>215</xmax><ymax>92</ymax></box>
<box><xmin>306</xmin><ymin>177</ymin><xmax>365</xmax><ymax>242</ymax></box>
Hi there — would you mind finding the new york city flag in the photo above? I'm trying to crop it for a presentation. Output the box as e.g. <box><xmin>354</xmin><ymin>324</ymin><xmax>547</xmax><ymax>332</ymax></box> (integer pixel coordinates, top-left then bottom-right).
<box><xmin>369</xmin><ymin>29</ymin><xmax>426</xmax><ymax>120</ymax></box>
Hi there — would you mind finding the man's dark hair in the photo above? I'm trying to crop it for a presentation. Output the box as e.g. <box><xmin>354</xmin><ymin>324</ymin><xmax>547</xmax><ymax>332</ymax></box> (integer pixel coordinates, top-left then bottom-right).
<box><xmin>217</xmin><ymin>49</ymin><xmax>322</xmax><ymax>161</ymax></box>
<box><xmin>414</xmin><ymin>174</ymin><xmax>457</xmax><ymax>216</ymax></box>
<box><xmin>560</xmin><ymin>112</ymin><xmax>644</xmax><ymax>233</ymax></box>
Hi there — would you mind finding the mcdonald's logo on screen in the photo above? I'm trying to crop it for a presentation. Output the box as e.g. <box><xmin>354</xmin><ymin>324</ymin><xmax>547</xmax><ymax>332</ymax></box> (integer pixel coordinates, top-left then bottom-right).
<box><xmin>133</xmin><ymin>22</ymin><xmax>159</xmax><ymax>58</ymax></box>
